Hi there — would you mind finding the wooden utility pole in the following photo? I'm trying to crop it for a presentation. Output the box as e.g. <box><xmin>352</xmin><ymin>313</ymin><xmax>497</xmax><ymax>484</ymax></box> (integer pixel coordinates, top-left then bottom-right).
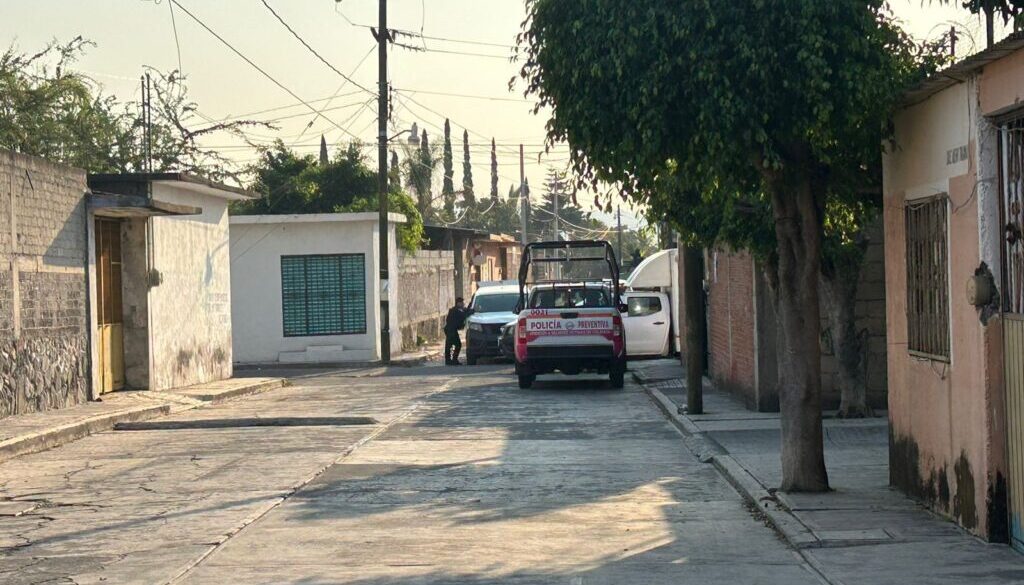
<box><xmin>682</xmin><ymin>245</ymin><xmax>705</xmax><ymax>414</ymax></box>
<box><xmin>519</xmin><ymin>144</ymin><xmax>528</xmax><ymax>245</ymax></box>
<box><xmin>375</xmin><ymin>0</ymin><xmax>391</xmax><ymax>364</ymax></box>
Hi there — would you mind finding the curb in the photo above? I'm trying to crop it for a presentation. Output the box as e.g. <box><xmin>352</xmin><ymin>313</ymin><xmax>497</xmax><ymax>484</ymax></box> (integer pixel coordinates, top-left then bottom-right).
<box><xmin>0</xmin><ymin>403</ymin><xmax>171</xmax><ymax>464</ymax></box>
<box><xmin>234</xmin><ymin>351</ymin><xmax>441</xmax><ymax>373</ymax></box>
<box><xmin>177</xmin><ymin>378</ymin><xmax>289</xmax><ymax>404</ymax></box>
<box><xmin>637</xmin><ymin>376</ymin><xmax>822</xmax><ymax>551</ymax></box>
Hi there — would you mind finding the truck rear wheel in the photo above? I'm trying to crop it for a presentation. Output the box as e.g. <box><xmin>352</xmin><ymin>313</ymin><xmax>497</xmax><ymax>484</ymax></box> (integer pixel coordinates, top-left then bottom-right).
<box><xmin>610</xmin><ymin>369</ymin><xmax>625</xmax><ymax>389</ymax></box>
<box><xmin>518</xmin><ymin>374</ymin><xmax>535</xmax><ymax>389</ymax></box>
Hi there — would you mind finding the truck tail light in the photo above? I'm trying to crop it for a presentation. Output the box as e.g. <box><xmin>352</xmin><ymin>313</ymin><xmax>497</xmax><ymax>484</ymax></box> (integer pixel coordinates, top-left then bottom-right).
<box><xmin>612</xmin><ymin>316</ymin><xmax>624</xmax><ymax>357</ymax></box>
<box><xmin>515</xmin><ymin>318</ymin><xmax>528</xmax><ymax>362</ymax></box>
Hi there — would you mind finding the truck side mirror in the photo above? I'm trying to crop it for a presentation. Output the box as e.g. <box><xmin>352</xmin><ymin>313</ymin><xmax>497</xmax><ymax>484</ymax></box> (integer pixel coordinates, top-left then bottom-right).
<box><xmin>618</xmin><ymin>303</ymin><xmax>629</xmax><ymax>314</ymax></box>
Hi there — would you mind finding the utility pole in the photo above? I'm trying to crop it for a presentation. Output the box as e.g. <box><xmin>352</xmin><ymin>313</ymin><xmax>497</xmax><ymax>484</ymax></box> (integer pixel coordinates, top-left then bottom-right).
<box><xmin>375</xmin><ymin>0</ymin><xmax>391</xmax><ymax>364</ymax></box>
<box><xmin>616</xmin><ymin>206</ymin><xmax>623</xmax><ymax>267</ymax></box>
<box><xmin>682</xmin><ymin>245</ymin><xmax>705</xmax><ymax>415</ymax></box>
<box><xmin>519</xmin><ymin>144</ymin><xmax>528</xmax><ymax>245</ymax></box>
<box><xmin>552</xmin><ymin>188</ymin><xmax>559</xmax><ymax>242</ymax></box>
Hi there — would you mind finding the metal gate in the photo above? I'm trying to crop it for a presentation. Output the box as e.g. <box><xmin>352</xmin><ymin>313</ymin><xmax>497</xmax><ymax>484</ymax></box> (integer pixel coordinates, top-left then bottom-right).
<box><xmin>94</xmin><ymin>218</ymin><xmax>125</xmax><ymax>393</ymax></box>
<box><xmin>1001</xmin><ymin>118</ymin><xmax>1024</xmax><ymax>551</ymax></box>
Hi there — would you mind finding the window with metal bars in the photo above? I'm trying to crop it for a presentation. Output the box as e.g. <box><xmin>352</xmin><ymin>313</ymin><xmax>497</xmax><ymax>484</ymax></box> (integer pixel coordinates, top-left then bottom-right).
<box><xmin>280</xmin><ymin>254</ymin><xmax>366</xmax><ymax>337</ymax></box>
<box><xmin>905</xmin><ymin>196</ymin><xmax>950</xmax><ymax>361</ymax></box>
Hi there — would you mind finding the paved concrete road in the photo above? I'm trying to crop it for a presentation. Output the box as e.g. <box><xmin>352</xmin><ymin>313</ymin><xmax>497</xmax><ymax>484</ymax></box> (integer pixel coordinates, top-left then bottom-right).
<box><xmin>1</xmin><ymin>366</ymin><xmax>824</xmax><ymax>584</ymax></box>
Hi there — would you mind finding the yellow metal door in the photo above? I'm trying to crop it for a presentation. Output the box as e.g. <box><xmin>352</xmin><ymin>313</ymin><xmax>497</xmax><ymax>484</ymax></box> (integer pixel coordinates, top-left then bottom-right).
<box><xmin>95</xmin><ymin>219</ymin><xmax>125</xmax><ymax>393</ymax></box>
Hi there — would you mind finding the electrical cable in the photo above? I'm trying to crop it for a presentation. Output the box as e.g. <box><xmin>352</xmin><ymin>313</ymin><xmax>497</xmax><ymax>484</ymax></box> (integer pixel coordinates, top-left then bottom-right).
<box><xmin>167</xmin><ymin>0</ymin><xmax>184</xmax><ymax>78</ymax></box>
<box><xmin>168</xmin><ymin>0</ymin><xmax>365</xmax><ymax>141</ymax></box>
<box><xmin>258</xmin><ymin>0</ymin><xmax>376</xmax><ymax>97</ymax></box>
<box><xmin>290</xmin><ymin>45</ymin><xmax>376</xmax><ymax>148</ymax></box>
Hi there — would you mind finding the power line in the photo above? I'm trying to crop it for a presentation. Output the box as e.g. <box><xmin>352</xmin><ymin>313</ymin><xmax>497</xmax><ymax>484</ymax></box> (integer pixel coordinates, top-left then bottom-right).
<box><xmin>334</xmin><ymin>4</ymin><xmax>516</xmax><ymax>50</ymax></box>
<box><xmin>393</xmin><ymin>88</ymin><xmax>532</xmax><ymax>103</ymax></box>
<box><xmin>259</xmin><ymin>0</ymin><xmax>376</xmax><ymax>97</ymax></box>
<box><xmin>395</xmin><ymin>30</ymin><xmax>515</xmax><ymax>50</ymax></box>
<box><xmin>206</xmin><ymin>90</ymin><xmax>367</xmax><ymax>123</ymax></box>
<box><xmin>167</xmin><ymin>0</ymin><xmax>184</xmax><ymax>76</ymax></box>
<box><xmin>167</xmin><ymin>0</ymin><xmax>363</xmax><ymax>141</ymax></box>
<box><xmin>290</xmin><ymin>45</ymin><xmax>377</xmax><ymax>147</ymax></box>
<box><xmin>393</xmin><ymin>45</ymin><xmax>512</xmax><ymax>60</ymax></box>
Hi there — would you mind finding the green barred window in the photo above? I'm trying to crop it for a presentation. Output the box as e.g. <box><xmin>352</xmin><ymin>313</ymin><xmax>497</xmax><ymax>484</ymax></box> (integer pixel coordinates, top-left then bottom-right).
<box><xmin>281</xmin><ymin>254</ymin><xmax>366</xmax><ymax>337</ymax></box>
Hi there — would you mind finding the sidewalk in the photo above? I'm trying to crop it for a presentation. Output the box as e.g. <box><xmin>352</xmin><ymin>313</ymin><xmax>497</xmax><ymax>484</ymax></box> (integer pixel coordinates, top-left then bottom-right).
<box><xmin>631</xmin><ymin>359</ymin><xmax>1024</xmax><ymax>585</ymax></box>
<box><xmin>0</xmin><ymin>377</ymin><xmax>285</xmax><ymax>464</ymax></box>
<box><xmin>235</xmin><ymin>341</ymin><xmax>445</xmax><ymax>380</ymax></box>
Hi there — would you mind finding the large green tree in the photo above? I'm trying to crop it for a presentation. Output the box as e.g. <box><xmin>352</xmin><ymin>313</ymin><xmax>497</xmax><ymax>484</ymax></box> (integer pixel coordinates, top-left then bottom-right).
<box><xmin>235</xmin><ymin>141</ymin><xmax>423</xmax><ymax>251</ymax></box>
<box><xmin>519</xmin><ymin>0</ymin><xmax>931</xmax><ymax>491</ymax></box>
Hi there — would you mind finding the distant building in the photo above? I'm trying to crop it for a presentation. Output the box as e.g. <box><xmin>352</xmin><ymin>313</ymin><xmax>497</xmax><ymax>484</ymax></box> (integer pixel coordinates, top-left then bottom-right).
<box><xmin>422</xmin><ymin>224</ymin><xmax>520</xmax><ymax>300</ymax></box>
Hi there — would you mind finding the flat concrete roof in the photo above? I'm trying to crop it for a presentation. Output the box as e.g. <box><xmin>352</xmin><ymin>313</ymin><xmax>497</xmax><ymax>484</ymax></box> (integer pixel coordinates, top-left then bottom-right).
<box><xmin>88</xmin><ymin>172</ymin><xmax>257</xmax><ymax>201</ymax></box>
<box><xmin>230</xmin><ymin>212</ymin><xmax>407</xmax><ymax>225</ymax></box>
<box><xmin>903</xmin><ymin>30</ymin><xmax>1024</xmax><ymax>107</ymax></box>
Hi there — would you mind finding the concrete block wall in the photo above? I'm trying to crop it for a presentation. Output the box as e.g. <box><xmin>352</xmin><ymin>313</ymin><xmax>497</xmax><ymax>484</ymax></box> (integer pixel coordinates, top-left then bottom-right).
<box><xmin>820</xmin><ymin>222</ymin><xmax>888</xmax><ymax>409</ymax></box>
<box><xmin>398</xmin><ymin>250</ymin><xmax>455</xmax><ymax>351</ymax></box>
<box><xmin>0</xmin><ymin>150</ymin><xmax>89</xmax><ymax>419</ymax></box>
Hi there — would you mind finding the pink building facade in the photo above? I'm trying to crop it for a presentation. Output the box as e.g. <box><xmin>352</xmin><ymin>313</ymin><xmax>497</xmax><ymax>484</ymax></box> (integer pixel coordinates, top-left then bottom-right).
<box><xmin>882</xmin><ymin>32</ymin><xmax>1024</xmax><ymax>545</ymax></box>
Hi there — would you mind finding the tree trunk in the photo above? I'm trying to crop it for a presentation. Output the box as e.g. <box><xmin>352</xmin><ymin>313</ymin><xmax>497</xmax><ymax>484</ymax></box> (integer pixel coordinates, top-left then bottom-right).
<box><xmin>819</xmin><ymin>266</ymin><xmax>872</xmax><ymax>419</ymax></box>
<box><xmin>767</xmin><ymin>166</ymin><xmax>830</xmax><ymax>493</ymax></box>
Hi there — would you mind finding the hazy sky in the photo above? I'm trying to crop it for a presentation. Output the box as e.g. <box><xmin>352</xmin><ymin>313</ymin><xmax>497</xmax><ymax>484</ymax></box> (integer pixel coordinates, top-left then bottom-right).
<box><xmin>0</xmin><ymin>1</ymin><xmax>1008</xmax><ymax>229</ymax></box>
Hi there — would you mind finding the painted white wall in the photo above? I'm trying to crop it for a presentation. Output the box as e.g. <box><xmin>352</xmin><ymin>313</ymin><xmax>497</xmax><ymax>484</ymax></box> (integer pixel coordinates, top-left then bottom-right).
<box><xmin>884</xmin><ymin>82</ymin><xmax>972</xmax><ymax>201</ymax></box>
<box><xmin>229</xmin><ymin>214</ymin><xmax>402</xmax><ymax>364</ymax></box>
<box><xmin>147</xmin><ymin>183</ymin><xmax>234</xmax><ymax>390</ymax></box>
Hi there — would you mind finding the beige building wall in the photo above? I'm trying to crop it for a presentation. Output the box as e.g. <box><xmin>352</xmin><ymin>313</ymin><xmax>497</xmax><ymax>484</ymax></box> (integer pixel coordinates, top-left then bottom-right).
<box><xmin>883</xmin><ymin>77</ymin><xmax>1006</xmax><ymax>539</ymax></box>
<box><xmin>145</xmin><ymin>184</ymin><xmax>234</xmax><ymax>390</ymax></box>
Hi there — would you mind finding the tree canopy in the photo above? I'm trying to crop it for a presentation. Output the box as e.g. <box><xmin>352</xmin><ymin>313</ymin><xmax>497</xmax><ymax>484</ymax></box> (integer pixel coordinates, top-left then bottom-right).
<box><xmin>233</xmin><ymin>141</ymin><xmax>423</xmax><ymax>252</ymax></box>
<box><xmin>0</xmin><ymin>38</ymin><xmax>266</xmax><ymax>181</ymax></box>
<box><xmin>518</xmin><ymin>0</ymin><xmax>938</xmax><ymax>491</ymax></box>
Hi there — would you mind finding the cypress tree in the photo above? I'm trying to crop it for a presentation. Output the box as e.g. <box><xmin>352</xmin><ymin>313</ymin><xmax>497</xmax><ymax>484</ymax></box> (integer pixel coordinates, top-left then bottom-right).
<box><xmin>462</xmin><ymin>130</ymin><xmax>475</xmax><ymax>205</ymax></box>
<box><xmin>490</xmin><ymin>138</ymin><xmax>499</xmax><ymax>200</ymax></box>
<box><xmin>442</xmin><ymin>119</ymin><xmax>455</xmax><ymax>215</ymax></box>
<box><xmin>388</xmin><ymin>150</ymin><xmax>400</xmax><ymax>190</ymax></box>
<box><xmin>417</xmin><ymin>129</ymin><xmax>433</xmax><ymax>213</ymax></box>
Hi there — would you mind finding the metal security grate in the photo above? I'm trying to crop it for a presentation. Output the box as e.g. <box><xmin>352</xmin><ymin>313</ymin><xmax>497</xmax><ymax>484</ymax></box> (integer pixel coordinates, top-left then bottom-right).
<box><xmin>339</xmin><ymin>255</ymin><xmax>367</xmax><ymax>334</ymax></box>
<box><xmin>1003</xmin><ymin>118</ymin><xmax>1024</xmax><ymax>314</ymax></box>
<box><xmin>905</xmin><ymin>196</ymin><xmax>950</xmax><ymax>361</ymax></box>
<box><xmin>281</xmin><ymin>254</ymin><xmax>366</xmax><ymax>337</ymax></box>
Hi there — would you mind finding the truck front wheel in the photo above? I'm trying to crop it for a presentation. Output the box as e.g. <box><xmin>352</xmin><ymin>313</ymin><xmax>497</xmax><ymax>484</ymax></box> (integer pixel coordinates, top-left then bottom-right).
<box><xmin>518</xmin><ymin>374</ymin><xmax>536</xmax><ymax>389</ymax></box>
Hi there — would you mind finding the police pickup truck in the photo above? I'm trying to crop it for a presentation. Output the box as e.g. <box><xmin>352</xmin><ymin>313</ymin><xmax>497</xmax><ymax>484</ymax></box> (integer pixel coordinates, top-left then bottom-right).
<box><xmin>513</xmin><ymin>241</ymin><xmax>627</xmax><ymax>389</ymax></box>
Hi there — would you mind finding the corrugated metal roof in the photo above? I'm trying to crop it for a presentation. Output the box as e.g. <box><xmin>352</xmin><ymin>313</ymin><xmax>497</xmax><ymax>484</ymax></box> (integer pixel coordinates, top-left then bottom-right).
<box><xmin>902</xmin><ymin>30</ymin><xmax>1024</xmax><ymax>107</ymax></box>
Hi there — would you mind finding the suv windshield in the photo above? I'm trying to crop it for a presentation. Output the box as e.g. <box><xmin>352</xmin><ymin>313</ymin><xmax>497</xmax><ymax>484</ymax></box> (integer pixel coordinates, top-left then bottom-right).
<box><xmin>529</xmin><ymin>287</ymin><xmax>611</xmax><ymax>309</ymax></box>
<box><xmin>471</xmin><ymin>293</ymin><xmax>519</xmax><ymax>313</ymax></box>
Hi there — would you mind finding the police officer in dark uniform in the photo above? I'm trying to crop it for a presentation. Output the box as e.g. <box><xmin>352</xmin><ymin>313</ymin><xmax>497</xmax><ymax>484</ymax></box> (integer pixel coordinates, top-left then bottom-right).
<box><xmin>444</xmin><ymin>297</ymin><xmax>472</xmax><ymax>365</ymax></box>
